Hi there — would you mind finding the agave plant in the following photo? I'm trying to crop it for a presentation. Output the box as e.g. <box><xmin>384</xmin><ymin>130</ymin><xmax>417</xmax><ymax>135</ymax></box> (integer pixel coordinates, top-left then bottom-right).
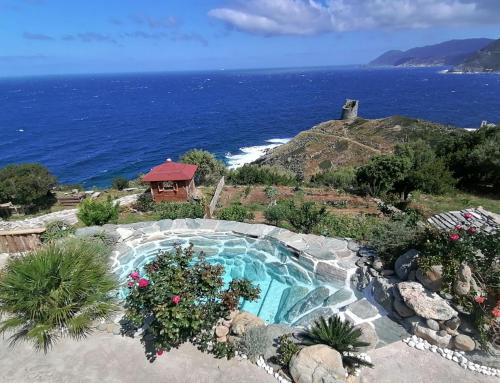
<box><xmin>300</xmin><ymin>315</ymin><xmax>374</xmax><ymax>369</ymax></box>
<box><xmin>0</xmin><ymin>238</ymin><xmax>118</xmax><ymax>352</ymax></box>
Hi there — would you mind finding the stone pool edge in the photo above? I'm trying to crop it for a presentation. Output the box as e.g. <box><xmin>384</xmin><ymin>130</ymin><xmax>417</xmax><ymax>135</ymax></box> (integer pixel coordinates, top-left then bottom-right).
<box><xmin>76</xmin><ymin>219</ymin><xmax>359</xmax><ymax>292</ymax></box>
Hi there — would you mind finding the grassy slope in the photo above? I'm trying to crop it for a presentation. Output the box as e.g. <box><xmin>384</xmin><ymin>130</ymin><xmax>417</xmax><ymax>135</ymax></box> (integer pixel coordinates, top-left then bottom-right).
<box><xmin>255</xmin><ymin>116</ymin><xmax>461</xmax><ymax>179</ymax></box>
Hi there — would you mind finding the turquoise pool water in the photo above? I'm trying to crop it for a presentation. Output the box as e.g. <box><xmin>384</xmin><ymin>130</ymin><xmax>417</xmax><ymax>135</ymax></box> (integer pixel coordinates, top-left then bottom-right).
<box><xmin>116</xmin><ymin>233</ymin><xmax>340</xmax><ymax>324</ymax></box>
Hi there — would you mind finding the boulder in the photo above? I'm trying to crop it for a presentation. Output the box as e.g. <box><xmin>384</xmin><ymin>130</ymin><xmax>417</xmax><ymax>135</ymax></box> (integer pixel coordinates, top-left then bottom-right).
<box><xmin>354</xmin><ymin>322</ymin><xmax>378</xmax><ymax>351</ymax></box>
<box><xmin>231</xmin><ymin>312</ymin><xmax>265</xmax><ymax>336</ymax></box>
<box><xmin>372</xmin><ymin>258</ymin><xmax>383</xmax><ymax>271</ymax></box>
<box><xmin>259</xmin><ymin>324</ymin><xmax>294</xmax><ymax>360</ymax></box>
<box><xmin>393</xmin><ymin>297</ymin><xmax>415</xmax><ymax>318</ymax></box>
<box><xmin>398</xmin><ymin>282</ymin><xmax>457</xmax><ymax>321</ymax></box>
<box><xmin>454</xmin><ymin>334</ymin><xmax>475</xmax><ymax>351</ymax></box>
<box><xmin>289</xmin><ymin>344</ymin><xmax>347</xmax><ymax>383</ymax></box>
<box><xmin>454</xmin><ymin>263</ymin><xmax>472</xmax><ymax>296</ymax></box>
<box><xmin>394</xmin><ymin>249</ymin><xmax>419</xmax><ymax>280</ymax></box>
<box><xmin>444</xmin><ymin>317</ymin><xmax>461</xmax><ymax>331</ymax></box>
<box><xmin>351</xmin><ymin>266</ymin><xmax>371</xmax><ymax>292</ymax></box>
<box><xmin>372</xmin><ymin>277</ymin><xmax>394</xmax><ymax>312</ymax></box>
<box><xmin>414</xmin><ymin>324</ymin><xmax>452</xmax><ymax>348</ymax></box>
<box><xmin>285</xmin><ymin>287</ymin><xmax>331</xmax><ymax>323</ymax></box>
<box><xmin>215</xmin><ymin>325</ymin><xmax>229</xmax><ymax>338</ymax></box>
<box><xmin>416</xmin><ymin>265</ymin><xmax>443</xmax><ymax>292</ymax></box>
<box><xmin>425</xmin><ymin>319</ymin><xmax>440</xmax><ymax>331</ymax></box>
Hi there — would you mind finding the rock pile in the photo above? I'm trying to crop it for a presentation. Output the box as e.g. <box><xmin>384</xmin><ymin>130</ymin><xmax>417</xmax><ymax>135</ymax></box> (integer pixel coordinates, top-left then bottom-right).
<box><xmin>352</xmin><ymin>247</ymin><xmax>483</xmax><ymax>354</ymax></box>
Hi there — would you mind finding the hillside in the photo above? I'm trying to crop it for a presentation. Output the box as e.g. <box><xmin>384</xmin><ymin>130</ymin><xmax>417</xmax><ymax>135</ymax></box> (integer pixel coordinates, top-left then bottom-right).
<box><xmin>254</xmin><ymin>116</ymin><xmax>460</xmax><ymax>180</ymax></box>
<box><xmin>369</xmin><ymin>38</ymin><xmax>493</xmax><ymax>67</ymax></box>
<box><xmin>452</xmin><ymin>39</ymin><xmax>500</xmax><ymax>73</ymax></box>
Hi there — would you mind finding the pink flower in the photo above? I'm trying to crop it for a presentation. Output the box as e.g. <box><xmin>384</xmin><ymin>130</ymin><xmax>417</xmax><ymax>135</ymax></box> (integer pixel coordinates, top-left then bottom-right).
<box><xmin>127</xmin><ymin>281</ymin><xmax>135</xmax><ymax>288</ymax></box>
<box><xmin>467</xmin><ymin>227</ymin><xmax>477</xmax><ymax>235</ymax></box>
<box><xmin>463</xmin><ymin>212</ymin><xmax>473</xmax><ymax>220</ymax></box>
<box><xmin>454</xmin><ymin>224</ymin><xmax>463</xmax><ymax>230</ymax></box>
<box><xmin>171</xmin><ymin>295</ymin><xmax>181</xmax><ymax>305</ymax></box>
<box><xmin>130</xmin><ymin>271</ymin><xmax>140</xmax><ymax>280</ymax></box>
<box><xmin>492</xmin><ymin>308</ymin><xmax>500</xmax><ymax>318</ymax></box>
<box><xmin>474</xmin><ymin>296</ymin><xmax>486</xmax><ymax>304</ymax></box>
<box><xmin>138</xmin><ymin>278</ymin><xmax>149</xmax><ymax>288</ymax></box>
<box><xmin>449</xmin><ymin>233</ymin><xmax>460</xmax><ymax>241</ymax></box>
<box><xmin>157</xmin><ymin>349</ymin><xmax>164</xmax><ymax>356</ymax></box>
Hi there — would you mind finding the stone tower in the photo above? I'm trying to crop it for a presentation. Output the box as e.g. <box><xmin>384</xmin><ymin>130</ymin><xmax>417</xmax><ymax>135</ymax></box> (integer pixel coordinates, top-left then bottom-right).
<box><xmin>341</xmin><ymin>99</ymin><xmax>359</xmax><ymax>120</ymax></box>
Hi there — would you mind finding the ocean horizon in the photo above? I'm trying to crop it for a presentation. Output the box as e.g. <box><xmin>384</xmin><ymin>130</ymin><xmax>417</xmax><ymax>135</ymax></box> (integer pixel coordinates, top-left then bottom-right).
<box><xmin>1</xmin><ymin>66</ymin><xmax>499</xmax><ymax>187</ymax></box>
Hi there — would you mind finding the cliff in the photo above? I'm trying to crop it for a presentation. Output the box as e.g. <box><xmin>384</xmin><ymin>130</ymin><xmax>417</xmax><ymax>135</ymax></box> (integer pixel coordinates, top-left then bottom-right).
<box><xmin>370</xmin><ymin>38</ymin><xmax>493</xmax><ymax>67</ymax></box>
<box><xmin>452</xmin><ymin>39</ymin><xmax>500</xmax><ymax>73</ymax></box>
<box><xmin>254</xmin><ymin>116</ymin><xmax>459</xmax><ymax>180</ymax></box>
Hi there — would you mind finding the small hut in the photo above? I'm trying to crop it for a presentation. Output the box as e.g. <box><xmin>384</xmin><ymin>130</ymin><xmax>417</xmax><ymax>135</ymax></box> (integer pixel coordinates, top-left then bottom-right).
<box><xmin>142</xmin><ymin>159</ymin><xmax>198</xmax><ymax>203</ymax></box>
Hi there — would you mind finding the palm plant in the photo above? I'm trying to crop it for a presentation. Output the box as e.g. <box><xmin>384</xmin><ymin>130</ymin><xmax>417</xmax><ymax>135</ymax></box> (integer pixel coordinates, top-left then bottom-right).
<box><xmin>299</xmin><ymin>315</ymin><xmax>374</xmax><ymax>369</ymax></box>
<box><xmin>0</xmin><ymin>238</ymin><xmax>118</xmax><ymax>352</ymax></box>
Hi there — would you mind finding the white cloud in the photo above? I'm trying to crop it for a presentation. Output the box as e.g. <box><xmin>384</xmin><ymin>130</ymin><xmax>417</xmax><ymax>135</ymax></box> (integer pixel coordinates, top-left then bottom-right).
<box><xmin>208</xmin><ymin>0</ymin><xmax>499</xmax><ymax>36</ymax></box>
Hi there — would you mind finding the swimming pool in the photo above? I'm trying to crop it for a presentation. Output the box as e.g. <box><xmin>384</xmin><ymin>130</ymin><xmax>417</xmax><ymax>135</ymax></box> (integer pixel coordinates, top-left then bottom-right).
<box><xmin>114</xmin><ymin>233</ymin><xmax>349</xmax><ymax>325</ymax></box>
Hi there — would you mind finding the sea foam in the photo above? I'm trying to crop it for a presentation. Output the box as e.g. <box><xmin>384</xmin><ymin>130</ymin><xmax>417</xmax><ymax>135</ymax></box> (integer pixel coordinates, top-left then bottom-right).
<box><xmin>225</xmin><ymin>138</ymin><xmax>290</xmax><ymax>169</ymax></box>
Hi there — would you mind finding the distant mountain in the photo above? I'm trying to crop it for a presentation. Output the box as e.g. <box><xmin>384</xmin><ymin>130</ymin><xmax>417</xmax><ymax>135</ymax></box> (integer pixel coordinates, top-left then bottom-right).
<box><xmin>370</xmin><ymin>38</ymin><xmax>493</xmax><ymax>67</ymax></box>
<box><xmin>452</xmin><ymin>39</ymin><xmax>500</xmax><ymax>73</ymax></box>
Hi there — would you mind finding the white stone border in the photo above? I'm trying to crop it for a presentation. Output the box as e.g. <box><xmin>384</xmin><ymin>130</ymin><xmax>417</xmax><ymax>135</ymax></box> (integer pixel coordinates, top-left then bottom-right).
<box><xmin>403</xmin><ymin>335</ymin><xmax>499</xmax><ymax>377</ymax></box>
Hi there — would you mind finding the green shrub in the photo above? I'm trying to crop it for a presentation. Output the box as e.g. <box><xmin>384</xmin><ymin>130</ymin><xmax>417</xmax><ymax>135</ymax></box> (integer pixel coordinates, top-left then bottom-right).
<box><xmin>300</xmin><ymin>315</ymin><xmax>374</xmax><ymax>371</ymax></box>
<box><xmin>288</xmin><ymin>201</ymin><xmax>328</xmax><ymax>234</ymax></box>
<box><xmin>311</xmin><ymin>167</ymin><xmax>357</xmax><ymax>190</ymax></box>
<box><xmin>0</xmin><ymin>163</ymin><xmax>57</xmax><ymax>208</ymax></box>
<box><xmin>135</xmin><ymin>192</ymin><xmax>155</xmax><ymax>212</ymax></box>
<box><xmin>228</xmin><ymin>164</ymin><xmax>297</xmax><ymax>186</ymax></box>
<box><xmin>124</xmin><ymin>246</ymin><xmax>260</xmax><ymax>359</ymax></box>
<box><xmin>77</xmin><ymin>197</ymin><xmax>119</xmax><ymax>226</ymax></box>
<box><xmin>40</xmin><ymin>220</ymin><xmax>75</xmax><ymax>243</ymax></box>
<box><xmin>366</xmin><ymin>217</ymin><xmax>423</xmax><ymax>265</ymax></box>
<box><xmin>0</xmin><ymin>239</ymin><xmax>117</xmax><ymax>352</ymax></box>
<box><xmin>264</xmin><ymin>200</ymin><xmax>295</xmax><ymax>226</ymax></box>
<box><xmin>154</xmin><ymin>201</ymin><xmax>204</xmax><ymax>220</ymax></box>
<box><xmin>275</xmin><ymin>334</ymin><xmax>301</xmax><ymax>367</ymax></box>
<box><xmin>216</xmin><ymin>204</ymin><xmax>254</xmax><ymax>222</ymax></box>
<box><xmin>180</xmin><ymin>149</ymin><xmax>226</xmax><ymax>185</ymax></box>
<box><xmin>314</xmin><ymin>214</ymin><xmax>379</xmax><ymax>241</ymax></box>
<box><xmin>111</xmin><ymin>177</ymin><xmax>129</xmax><ymax>191</ymax></box>
<box><xmin>238</xmin><ymin>326</ymin><xmax>269</xmax><ymax>362</ymax></box>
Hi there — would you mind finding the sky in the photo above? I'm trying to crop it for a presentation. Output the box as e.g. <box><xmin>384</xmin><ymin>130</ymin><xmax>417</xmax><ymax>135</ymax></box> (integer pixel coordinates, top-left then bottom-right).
<box><xmin>1</xmin><ymin>0</ymin><xmax>500</xmax><ymax>77</ymax></box>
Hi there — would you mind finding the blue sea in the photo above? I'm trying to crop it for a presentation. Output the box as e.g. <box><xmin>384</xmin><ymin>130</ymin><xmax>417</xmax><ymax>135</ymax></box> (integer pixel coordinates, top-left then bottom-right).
<box><xmin>1</xmin><ymin>67</ymin><xmax>499</xmax><ymax>187</ymax></box>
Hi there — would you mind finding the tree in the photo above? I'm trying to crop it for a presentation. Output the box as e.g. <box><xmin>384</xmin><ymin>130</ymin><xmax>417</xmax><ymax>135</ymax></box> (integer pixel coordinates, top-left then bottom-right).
<box><xmin>180</xmin><ymin>149</ymin><xmax>226</xmax><ymax>185</ymax></box>
<box><xmin>393</xmin><ymin>141</ymin><xmax>455</xmax><ymax>200</ymax></box>
<box><xmin>111</xmin><ymin>177</ymin><xmax>129</xmax><ymax>191</ymax></box>
<box><xmin>356</xmin><ymin>155</ymin><xmax>411</xmax><ymax>197</ymax></box>
<box><xmin>288</xmin><ymin>201</ymin><xmax>328</xmax><ymax>234</ymax></box>
<box><xmin>0</xmin><ymin>163</ymin><xmax>57</xmax><ymax>207</ymax></box>
<box><xmin>0</xmin><ymin>239</ymin><xmax>117</xmax><ymax>352</ymax></box>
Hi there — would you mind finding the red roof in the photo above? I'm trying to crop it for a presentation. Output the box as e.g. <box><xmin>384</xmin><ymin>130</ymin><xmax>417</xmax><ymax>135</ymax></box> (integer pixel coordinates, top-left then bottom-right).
<box><xmin>143</xmin><ymin>161</ymin><xmax>198</xmax><ymax>182</ymax></box>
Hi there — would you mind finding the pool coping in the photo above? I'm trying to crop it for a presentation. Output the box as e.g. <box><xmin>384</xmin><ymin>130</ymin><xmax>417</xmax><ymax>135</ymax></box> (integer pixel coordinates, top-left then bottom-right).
<box><xmin>76</xmin><ymin>219</ymin><xmax>359</xmax><ymax>289</ymax></box>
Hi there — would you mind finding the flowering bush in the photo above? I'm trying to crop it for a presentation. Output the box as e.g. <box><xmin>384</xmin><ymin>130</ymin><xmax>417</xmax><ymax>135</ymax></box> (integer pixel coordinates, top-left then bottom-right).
<box><xmin>124</xmin><ymin>245</ymin><xmax>260</xmax><ymax>360</ymax></box>
<box><xmin>418</xmin><ymin>219</ymin><xmax>500</xmax><ymax>349</ymax></box>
